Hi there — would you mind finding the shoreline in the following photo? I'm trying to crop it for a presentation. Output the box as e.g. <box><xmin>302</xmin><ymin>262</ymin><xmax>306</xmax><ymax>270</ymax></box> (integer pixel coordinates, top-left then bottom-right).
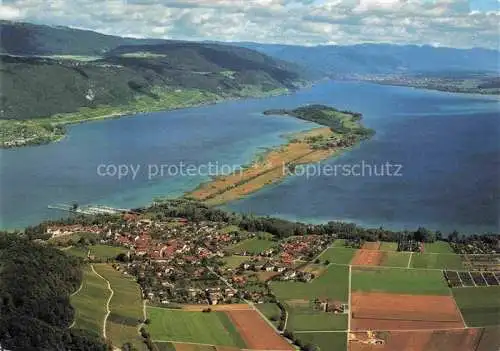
<box><xmin>0</xmin><ymin>86</ymin><xmax>297</xmax><ymax>149</ymax></box>
<box><xmin>186</xmin><ymin>105</ymin><xmax>374</xmax><ymax>206</ymax></box>
<box><xmin>354</xmin><ymin>79</ymin><xmax>500</xmax><ymax>100</ymax></box>
<box><xmin>186</xmin><ymin>127</ymin><xmax>337</xmax><ymax>205</ymax></box>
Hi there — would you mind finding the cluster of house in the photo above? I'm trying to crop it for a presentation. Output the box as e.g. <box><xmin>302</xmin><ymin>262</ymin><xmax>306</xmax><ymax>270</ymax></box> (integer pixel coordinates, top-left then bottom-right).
<box><xmin>451</xmin><ymin>240</ymin><xmax>500</xmax><ymax>255</ymax></box>
<box><xmin>47</xmin><ymin>224</ymin><xmax>102</xmax><ymax>238</ymax></box>
<box><xmin>278</xmin><ymin>235</ymin><xmax>330</xmax><ymax>263</ymax></box>
<box><xmin>47</xmin><ymin>215</ymin><xmax>336</xmax><ymax>305</ymax></box>
<box><xmin>227</xmin><ymin>236</ymin><xmax>332</xmax><ymax>283</ymax></box>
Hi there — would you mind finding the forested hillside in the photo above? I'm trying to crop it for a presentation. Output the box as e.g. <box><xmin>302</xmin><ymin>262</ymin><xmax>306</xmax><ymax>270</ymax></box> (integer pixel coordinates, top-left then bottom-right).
<box><xmin>0</xmin><ymin>20</ymin><xmax>165</xmax><ymax>55</ymax></box>
<box><xmin>0</xmin><ymin>234</ymin><xmax>107</xmax><ymax>350</ymax></box>
<box><xmin>1</xmin><ymin>42</ymin><xmax>302</xmax><ymax>121</ymax></box>
<box><xmin>0</xmin><ymin>22</ymin><xmax>308</xmax><ymax>147</ymax></box>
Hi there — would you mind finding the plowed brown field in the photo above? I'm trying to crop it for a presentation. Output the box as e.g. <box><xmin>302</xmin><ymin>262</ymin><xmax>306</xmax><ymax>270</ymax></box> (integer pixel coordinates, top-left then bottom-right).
<box><xmin>174</xmin><ymin>343</ymin><xmax>216</xmax><ymax>351</ymax></box>
<box><xmin>225</xmin><ymin>310</ymin><xmax>293</xmax><ymax>350</ymax></box>
<box><xmin>351</xmin><ymin>250</ymin><xmax>385</xmax><ymax>266</ymax></box>
<box><xmin>361</xmin><ymin>242</ymin><xmax>381</xmax><ymax>250</ymax></box>
<box><xmin>349</xmin><ymin>328</ymin><xmax>492</xmax><ymax>351</ymax></box>
<box><xmin>351</xmin><ymin>292</ymin><xmax>465</xmax><ymax>331</ymax></box>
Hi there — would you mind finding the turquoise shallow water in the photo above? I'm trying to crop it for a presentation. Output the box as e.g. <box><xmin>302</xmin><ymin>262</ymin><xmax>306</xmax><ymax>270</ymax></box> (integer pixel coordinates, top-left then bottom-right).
<box><xmin>1</xmin><ymin>81</ymin><xmax>499</xmax><ymax>233</ymax></box>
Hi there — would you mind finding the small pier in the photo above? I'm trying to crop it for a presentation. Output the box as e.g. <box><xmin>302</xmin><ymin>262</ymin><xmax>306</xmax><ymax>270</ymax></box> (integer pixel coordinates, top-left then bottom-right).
<box><xmin>48</xmin><ymin>203</ymin><xmax>129</xmax><ymax>215</ymax></box>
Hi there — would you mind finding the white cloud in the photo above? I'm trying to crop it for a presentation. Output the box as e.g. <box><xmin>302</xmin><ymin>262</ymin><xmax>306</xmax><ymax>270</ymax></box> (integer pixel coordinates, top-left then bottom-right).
<box><xmin>0</xmin><ymin>4</ymin><xmax>23</xmax><ymax>20</ymax></box>
<box><xmin>2</xmin><ymin>0</ymin><xmax>499</xmax><ymax>48</ymax></box>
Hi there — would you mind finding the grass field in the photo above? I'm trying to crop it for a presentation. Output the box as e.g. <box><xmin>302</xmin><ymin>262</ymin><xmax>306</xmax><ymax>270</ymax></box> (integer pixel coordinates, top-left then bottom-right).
<box><xmin>285</xmin><ymin>302</ymin><xmax>347</xmax><ymax>331</ymax></box>
<box><xmin>379</xmin><ymin>251</ymin><xmax>411</xmax><ymax>267</ymax></box>
<box><xmin>270</xmin><ymin>265</ymin><xmax>349</xmax><ymax>302</ymax></box>
<box><xmin>410</xmin><ymin>253</ymin><xmax>464</xmax><ymax>270</ymax></box>
<box><xmin>379</xmin><ymin>242</ymin><xmax>398</xmax><ymax>251</ymax></box>
<box><xmin>229</xmin><ymin>238</ymin><xmax>277</xmax><ymax>254</ymax></box>
<box><xmin>255</xmin><ymin>303</ymin><xmax>282</xmax><ymax>328</ymax></box>
<box><xmin>424</xmin><ymin>241</ymin><xmax>454</xmax><ymax>253</ymax></box>
<box><xmin>294</xmin><ymin>332</ymin><xmax>347</xmax><ymax>351</ymax></box>
<box><xmin>318</xmin><ymin>248</ymin><xmax>356</xmax><ymax>264</ymax></box>
<box><xmin>331</xmin><ymin>239</ymin><xmax>347</xmax><ymax>247</ymax></box>
<box><xmin>89</xmin><ymin>245</ymin><xmax>128</xmax><ymax>260</ymax></box>
<box><xmin>222</xmin><ymin>255</ymin><xmax>249</xmax><ymax>269</ymax></box>
<box><xmin>147</xmin><ymin>308</ymin><xmax>246</xmax><ymax>347</ymax></box>
<box><xmin>352</xmin><ymin>267</ymin><xmax>450</xmax><ymax>295</ymax></box>
<box><xmin>70</xmin><ymin>265</ymin><xmax>109</xmax><ymax>337</ymax></box>
<box><xmin>64</xmin><ymin>244</ymin><xmax>127</xmax><ymax>261</ymax></box>
<box><xmin>93</xmin><ymin>264</ymin><xmax>145</xmax><ymax>350</ymax></box>
<box><xmin>64</xmin><ymin>246</ymin><xmax>89</xmax><ymax>259</ymax></box>
<box><xmin>452</xmin><ymin>287</ymin><xmax>500</xmax><ymax>327</ymax></box>
<box><xmin>154</xmin><ymin>342</ymin><xmax>177</xmax><ymax>351</ymax></box>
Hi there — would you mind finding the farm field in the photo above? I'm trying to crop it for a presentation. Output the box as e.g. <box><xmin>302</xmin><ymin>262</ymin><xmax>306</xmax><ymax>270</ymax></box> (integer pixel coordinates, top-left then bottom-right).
<box><xmin>350</xmin><ymin>292</ymin><xmax>464</xmax><ymax>330</ymax></box>
<box><xmin>296</xmin><ymin>332</ymin><xmax>347</xmax><ymax>351</ymax></box>
<box><xmin>285</xmin><ymin>301</ymin><xmax>348</xmax><ymax>331</ymax></box>
<box><xmin>147</xmin><ymin>308</ymin><xmax>246</xmax><ymax>348</ymax></box>
<box><xmin>89</xmin><ymin>244</ymin><xmax>128</xmax><ymax>260</ymax></box>
<box><xmin>173</xmin><ymin>343</ymin><xmax>217</xmax><ymax>351</ymax></box>
<box><xmin>226</xmin><ymin>310</ymin><xmax>293</xmax><ymax>350</ymax></box>
<box><xmin>351</xmin><ymin>267</ymin><xmax>450</xmax><ymax>295</ymax></box>
<box><xmin>222</xmin><ymin>255</ymin><xmax>248</xmax><ymax>269</ymax></box>
<box><xmin>255</xmin><ymin>303</ymin><xmax>282</xmax><ymax>328</ymax></box>
<box><xmin>452</xmin><ymin>286</ymin><xmax>500</xmax><ymax>327</ymax></box>
<box><xmin>318</xmin><ymin>247</ymin><xmax>357</xmax><ymax>264</ymax></box>
<box><xmin>351</xmin><ymin>250</ymin><xmax>411</xmax><ymax>268</ymax></box>
<box><xmin>270</xmin><ymin>265</ymin><xmax>349</xmax><ymax>301</ymax></box>
<box><xmin>229</xmin><ymin>237</ymin><xmax>277</xmax><ymax>254</ymax></box>
<box><xmin>424</xmin><ymin>241</ymin><xmax>454</xmax><ymax>253</ymax></box>
<box><xmin>361</xmin><ymin>241</ymin><xmax>380</xmax><ymax>250</ymax></box>
<box><xmin>348</xmin><ymin>327</ymin><xmax>499</xmax><ymax>351</ymax></box>
<box><xmin>154</xmin><ymin>342</ymin><xmax>177</xmax><ymax>351</ymax></box>
<box><xmin>410</xmin><ymin>253</ymin><xmax>464</xmax><ymax>270</ymax></box>
<box><xmin>93</xmin><ymin>264</ymin><xmax>145</xmax><ymax>349</ymax></box>
<box><xmin>64</xmin><ymin>245</ymin><xmax>89</xmax><ymax>259</ymax></box>
<box><xmin>379</xmin><ymin>242</ymin><xmax>398</xmax><ymax>251</ymax></box>
<box><xmin>462</xmin><ymin>254</ymin><xmax>500</xmax><ymax>271</ymax></box>
<box><xmin>63</xmin><ymin>244</ymin><xmax>128</xmax><ymax>260</ymax></box>
<box><xmin>332</xmin><ymin>239</ymin><xmax>347</xmax><ymax>247</ymax></box>
<box><xmin>70</xmin><ymin>265</ymin><xmax>109</xmax><ymax>337</ymax></box>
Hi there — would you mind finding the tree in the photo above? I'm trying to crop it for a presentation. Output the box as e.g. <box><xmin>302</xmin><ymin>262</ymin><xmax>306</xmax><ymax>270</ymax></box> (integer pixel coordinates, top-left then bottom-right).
<box><xmin>116</xmin><ymin>253</ymin><xmax>129</xmax><ymax>262</ymax></box>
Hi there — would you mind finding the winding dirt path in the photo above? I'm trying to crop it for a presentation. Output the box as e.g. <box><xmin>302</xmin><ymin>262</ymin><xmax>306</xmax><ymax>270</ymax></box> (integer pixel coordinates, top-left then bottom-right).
<box><xmin>91</xmin><ymin>264</ymin><xmax>114</xmax><ymax>339</ymax></box>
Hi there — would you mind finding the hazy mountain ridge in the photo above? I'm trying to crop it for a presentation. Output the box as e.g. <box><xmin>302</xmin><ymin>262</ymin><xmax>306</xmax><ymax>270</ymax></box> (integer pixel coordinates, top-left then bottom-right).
<box><xmin>232</xmin><ymin>42</ymin><xmax>499</xmax><ymax>75</ymax></box>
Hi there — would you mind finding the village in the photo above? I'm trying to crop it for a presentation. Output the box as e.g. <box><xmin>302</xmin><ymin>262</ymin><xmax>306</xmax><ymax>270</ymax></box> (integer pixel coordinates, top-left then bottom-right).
<box><xmin>46</xmin><ymin>213</ymin><xmax>334</xmax><ymax>306</ymax></box>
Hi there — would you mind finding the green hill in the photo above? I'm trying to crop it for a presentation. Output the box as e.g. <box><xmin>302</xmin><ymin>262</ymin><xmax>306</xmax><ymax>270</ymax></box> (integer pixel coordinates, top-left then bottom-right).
<box><xmin>0</xmin><ymin>22</ymin><xmax>307</xmax><ymax>147</ymax></box>
<box><xmin>0</xmin><ymin>20</ymin><xmax>165</xmax><ymax>55</ymax></box>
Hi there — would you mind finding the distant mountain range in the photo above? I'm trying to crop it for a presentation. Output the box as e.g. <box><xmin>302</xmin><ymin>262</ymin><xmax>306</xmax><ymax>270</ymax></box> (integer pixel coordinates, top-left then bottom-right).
<box><xmin>232</xmin><ymin>42</ymin><xmax>499</xmax><ymax>76</ymax></box>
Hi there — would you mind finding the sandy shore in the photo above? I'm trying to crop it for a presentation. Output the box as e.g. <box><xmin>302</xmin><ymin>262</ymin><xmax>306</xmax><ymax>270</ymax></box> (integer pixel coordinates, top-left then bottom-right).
<box><xmin>187</xmin><ymin>127</ymin><xmax>341</xmax><ymax>205</ymax></box>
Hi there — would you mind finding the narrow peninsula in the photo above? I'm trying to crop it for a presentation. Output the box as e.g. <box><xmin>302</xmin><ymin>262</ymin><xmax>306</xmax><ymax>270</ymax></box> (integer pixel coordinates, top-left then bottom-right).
<box><xmin>187</xmin><ymin>104</ymin><xmax>374</xmax><ymax>204</ymax></box>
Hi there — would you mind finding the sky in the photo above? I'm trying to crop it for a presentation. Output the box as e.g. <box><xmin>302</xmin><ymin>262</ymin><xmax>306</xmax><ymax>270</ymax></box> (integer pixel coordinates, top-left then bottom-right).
<box><xmin>0</xmin><ymin>0</ymin><xmax>498</xmax><ymax>49</ymax></box>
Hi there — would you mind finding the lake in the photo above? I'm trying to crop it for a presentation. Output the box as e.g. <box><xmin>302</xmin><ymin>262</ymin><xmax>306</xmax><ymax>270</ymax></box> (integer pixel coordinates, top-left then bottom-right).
<box><xmin>1</xmin><ymin>81</ymin><xmax>499</xmax><ymax>233</ymax></box>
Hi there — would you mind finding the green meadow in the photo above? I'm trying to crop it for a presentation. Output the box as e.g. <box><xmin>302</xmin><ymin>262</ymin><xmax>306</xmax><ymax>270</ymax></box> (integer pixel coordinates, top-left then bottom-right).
<box><xmin>452</xmin><ymin>286</ymin><xmax>500</xmax><ymax>327</ymax></box>
<box><xmin>352</xmin><ymin>267</ymin><xmax>450</xmax><ymax>295</ymax></box>
<box><xmin>70</xmin><ymin>265</ymin><xmax>109</xmax><ymax>337</ymax></box>
<box><xmin>147</xmin><ymin>308</ymin><xmax>246</xmax><ymax>348</ymax></box>
<box><xmin>270</xmin><ymin>265</ymin><xmax>349</xmax><ymax>302</ymax></box>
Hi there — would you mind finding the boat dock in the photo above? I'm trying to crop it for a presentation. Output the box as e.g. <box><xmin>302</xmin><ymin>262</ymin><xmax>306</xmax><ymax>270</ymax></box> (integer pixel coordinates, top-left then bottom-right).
<box><xmin>48</xmin><ymin>203</ymin><xmax>129</xmax><ymax>215</ymax></box>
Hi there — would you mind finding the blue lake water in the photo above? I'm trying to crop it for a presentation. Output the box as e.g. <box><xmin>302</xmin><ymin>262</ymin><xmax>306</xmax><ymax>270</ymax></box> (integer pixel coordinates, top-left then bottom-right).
<box><xmin>1</xmin><ymin>81</ymin><xmax>499</xmax><ymax>233</ymax></box>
